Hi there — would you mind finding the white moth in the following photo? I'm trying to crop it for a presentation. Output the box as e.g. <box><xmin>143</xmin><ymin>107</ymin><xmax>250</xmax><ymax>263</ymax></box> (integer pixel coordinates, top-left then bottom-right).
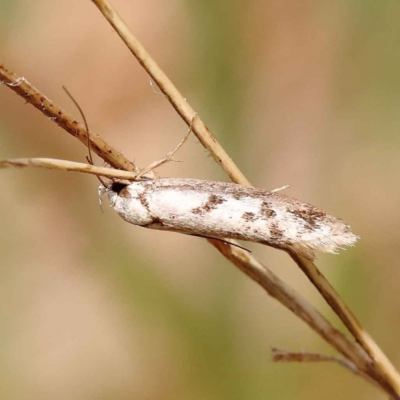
<box><xmin>100</xmin><ymin>178</ymin><xmax>358</xmax><ymax>259</ymax></box>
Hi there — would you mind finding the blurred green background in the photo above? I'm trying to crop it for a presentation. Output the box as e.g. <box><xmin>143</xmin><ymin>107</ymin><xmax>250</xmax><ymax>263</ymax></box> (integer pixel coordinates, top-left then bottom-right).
<box><xmin>1</xmin><ymin>1</ymin><xmax>400</xmax><ymax>399</ymax></box>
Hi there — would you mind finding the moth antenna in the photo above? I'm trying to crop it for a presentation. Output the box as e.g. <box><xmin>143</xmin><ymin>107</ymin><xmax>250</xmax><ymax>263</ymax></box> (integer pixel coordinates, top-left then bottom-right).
<box><xmin>62</xmin><ymin>86</ymin><xmax>106</xmax><ymax>186</ymax></box>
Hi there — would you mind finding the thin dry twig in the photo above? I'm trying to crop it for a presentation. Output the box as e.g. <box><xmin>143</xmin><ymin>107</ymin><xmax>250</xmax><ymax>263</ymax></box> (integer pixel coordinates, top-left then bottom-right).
<box><xmin>209</xmin><ymin>241</ymin><xmax>371</xmax><ymax>366</ymax></box>
<box><xmin>89</xmin><ymin>0</ymin><xmax>400</xmax><ymax>397</ymax></box>
<box><xmin>89</xmin><ymin>0</ymin><xmax>250</xmax><ymax>186</ymax></box>
<box><xmin>0</xmin><ymin>158</ymin><xmax>140</xmax><ymax>180</ymax></box>
<box><xmin>272</xmin><ymin>346</ymin><xmax>359</xmax><ymax>367</ymax></box>
<box><xmin>271</xmin><ymin>347</ymin><xmax>378</xmax><ymax>386</ymax></box>
<box><xmin>0</xmin><ymin>64</ymin><xmax>138</xmax><ymax>173</ymax></box>
<box><xmin>289</xmin><ymin>251</ymin><xmax>400</xmax><ymax>396</ymax></box>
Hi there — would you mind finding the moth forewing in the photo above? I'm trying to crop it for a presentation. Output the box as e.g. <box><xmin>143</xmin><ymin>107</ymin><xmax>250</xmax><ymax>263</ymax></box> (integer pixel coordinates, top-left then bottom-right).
<box><xmin>102</xmin><ymin>178</ymin><xmax>358</xmax><ymax>260</ymax></box>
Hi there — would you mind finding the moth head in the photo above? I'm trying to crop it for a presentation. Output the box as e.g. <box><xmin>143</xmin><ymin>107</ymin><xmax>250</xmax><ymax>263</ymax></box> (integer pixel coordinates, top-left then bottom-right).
<box><xmin>109</xmin><ymin>180</ymin><xmax>129</xmax><ymax>194</ymax></box>
<box><xmin>98</xmin><ymin>179</ymin><xmax>130</xmax><ymax>206</ymax></box>
<box><xmin>102</xmin><ymin>180</ymin><xmax>152</xmax><ymax>226</ymax></box>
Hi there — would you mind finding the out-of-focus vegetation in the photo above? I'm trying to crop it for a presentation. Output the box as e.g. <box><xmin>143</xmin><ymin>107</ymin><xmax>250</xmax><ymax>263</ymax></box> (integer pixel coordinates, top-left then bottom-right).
<box><xmin>1</xmin><ymin>1</ymin><xmax>400</xmax><ymax>399</ymax></box>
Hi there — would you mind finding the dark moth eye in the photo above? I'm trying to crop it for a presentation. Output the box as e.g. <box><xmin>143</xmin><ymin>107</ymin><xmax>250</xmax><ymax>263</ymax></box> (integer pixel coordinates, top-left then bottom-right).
<box><xmin>110</xmin><ymin>181</ymin><xmax>128</xmax><ymax>194</ymax></box>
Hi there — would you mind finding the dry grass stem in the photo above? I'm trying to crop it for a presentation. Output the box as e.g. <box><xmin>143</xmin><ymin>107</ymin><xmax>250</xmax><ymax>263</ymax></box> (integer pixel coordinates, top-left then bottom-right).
<box><xmin>289</xmin><ymin>251</ymin><xmax>400</xmax><ymax>393</ymax></box>
<box><xmin>0</xmin><ymin>158</ymin><xmax>140</xmax><ymax>180</ymax></box>
<box><xmin>90</xmin><ymin>0</ymin><xmax>250</xmax><ymax>186</ymax></box>
<box><xmin>272</xmin><ymin>347</ymin><xmax>359</xmax><ymax>367</ymax></box>
<box><xmin>0</xmin><ymin>64</ymin><xmax>138</xmax><ymax>173</ymax></box>
<box><xmin>271</xmin><ymin>347</ymin><xmax>378</xmax><ymax>386</ymax></box>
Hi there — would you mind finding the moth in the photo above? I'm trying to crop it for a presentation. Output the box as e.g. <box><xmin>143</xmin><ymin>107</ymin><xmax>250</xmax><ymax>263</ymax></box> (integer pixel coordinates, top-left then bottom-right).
<box><xmin>100</xmin><ymin>177</ymin><xmax>358</xmax><ymax>260</ymax></box>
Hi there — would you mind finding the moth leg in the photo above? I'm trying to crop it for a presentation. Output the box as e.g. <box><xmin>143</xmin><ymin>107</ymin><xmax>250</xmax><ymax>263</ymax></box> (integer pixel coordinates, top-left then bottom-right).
<box><xmin>271</xmin><ymin>184</ymin><xmax>290</xmax><ymax>193</ymax></box>
<box><xmin>97</xmin><ymin>185</ymin><xmax>107</xmax><ymax>212</ymax></box>
<box><xmin>136</xmin><ymin>114</ymin><xmax>198</xmax><ymax>179</ymax></box>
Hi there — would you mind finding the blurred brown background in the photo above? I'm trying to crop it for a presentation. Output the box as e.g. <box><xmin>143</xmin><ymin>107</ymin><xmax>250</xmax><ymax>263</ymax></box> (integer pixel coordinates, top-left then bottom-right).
<box><xmin>1</xmin><ymin>1</ymin><xmax>400</xmax><ymax>399</ymax></box>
